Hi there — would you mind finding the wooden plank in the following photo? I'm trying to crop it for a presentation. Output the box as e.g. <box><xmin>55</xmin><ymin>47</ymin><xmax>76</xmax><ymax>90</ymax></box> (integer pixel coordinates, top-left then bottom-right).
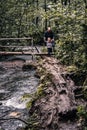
<box><xmin>0</xmin><ymin>51</ymin><xmax>54</xmax><ymax>56</ymax></box>
<box><xmin>0</xmin><ymin>37</ymin><xmax>33</xmax><ymax>41</ymax></box>
<box><xmin>0</xmin><ymin>45</ymin><xmax>32</xmax><ymax>48</ymax></box>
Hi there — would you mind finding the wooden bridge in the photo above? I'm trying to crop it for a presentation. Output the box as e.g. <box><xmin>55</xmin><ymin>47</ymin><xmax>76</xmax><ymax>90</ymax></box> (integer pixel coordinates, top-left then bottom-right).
<box><xmin>0</xmin><ymin>37</ymin><xmax>53</xmax><ymax>57</ymax></box>
<box><xmin>0</xmin><ymin>51</ymin><xmax>49</xmax><ymax>56</ymax></box>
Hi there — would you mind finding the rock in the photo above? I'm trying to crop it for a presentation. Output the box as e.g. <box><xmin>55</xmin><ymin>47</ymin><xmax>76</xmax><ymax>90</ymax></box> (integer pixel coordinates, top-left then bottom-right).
<box><xmin>0</xmin><ymin>102</ymin><xmax>2</xmax><ymax>105</ymax></box>
<box><xmin>6</xmin><ymin>57</ymin><xmax>26</xmax><ymax>62</ymax></box>
<box><xmin>22</xmin><ymin>63</ymin><xmax>37</xmax><ymax>71</ymax></box>
<box><xmin>0</xmin><ymin>66</ymin><xmax>6</xmax><ymax>71</ymax></box>
<box><xmin>9</xmin><ymin>112</ymin><xmax>21</xmax><ymax>117</ymax></box>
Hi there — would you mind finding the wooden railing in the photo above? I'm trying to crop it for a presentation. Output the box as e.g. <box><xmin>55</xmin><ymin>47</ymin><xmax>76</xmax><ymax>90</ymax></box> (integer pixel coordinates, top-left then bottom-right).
<box><xmin>0</xmin><ymin>37</ymin><xmax>33</xmax><ymax>46</ymax></box>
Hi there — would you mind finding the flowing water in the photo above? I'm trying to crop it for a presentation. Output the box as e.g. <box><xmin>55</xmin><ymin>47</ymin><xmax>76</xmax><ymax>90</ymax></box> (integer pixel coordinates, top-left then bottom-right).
<box><xmin>0</xmin><ymin>59</ymin><xmax>39</xmax><ymax>130</ymax></box>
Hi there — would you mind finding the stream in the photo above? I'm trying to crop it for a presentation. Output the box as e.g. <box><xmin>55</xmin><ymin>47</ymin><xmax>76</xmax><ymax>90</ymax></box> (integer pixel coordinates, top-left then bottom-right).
<box><xmin>0</xmin><ymin>58</ymin><xmax>39</xmax><ymax>130</ymax></box>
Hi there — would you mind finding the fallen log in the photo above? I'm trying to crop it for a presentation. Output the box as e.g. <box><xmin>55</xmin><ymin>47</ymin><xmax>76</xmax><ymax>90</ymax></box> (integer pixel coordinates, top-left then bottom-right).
<box><xmin>28</xmin><ymin>57</ymin><xmax>78</xmax><ymax>129</ymax></box>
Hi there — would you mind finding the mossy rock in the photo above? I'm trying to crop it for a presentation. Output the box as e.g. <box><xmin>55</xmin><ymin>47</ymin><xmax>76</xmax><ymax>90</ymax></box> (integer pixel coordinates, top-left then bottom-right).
<box><xmin>0</xmin><ymin>66</ymin><xmax>6</xmax><ymax>71</ymax></box>
<box><xmin>36</xmin><ymin>83</ymin><xmax>46</xmax><ymax>97</ymax></box>
<box><xmin>26</xmin><ymin>72</ymin><xmax>52</xmax><ymax>109</ymax></box>
<box><xmin>22</xmin><ymin>93</ymin><xmax>33</xmax><ymax>101</ymax></box>
<box><xmin>26</xmin><ymin>84</ymin><xmax>46</xmax><ymax>109</ymax></box>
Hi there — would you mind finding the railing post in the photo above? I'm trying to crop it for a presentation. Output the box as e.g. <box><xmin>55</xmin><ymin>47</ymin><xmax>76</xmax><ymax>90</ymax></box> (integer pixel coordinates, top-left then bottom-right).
<box><xmin>31</xmin><ymin>37</ymin><xmax>33</xmax><ymax>47</ymax></box>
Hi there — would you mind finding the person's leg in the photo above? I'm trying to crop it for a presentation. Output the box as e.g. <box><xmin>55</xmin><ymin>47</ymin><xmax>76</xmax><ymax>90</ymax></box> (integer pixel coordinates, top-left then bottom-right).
<box><xmin>47</xmin><ymin>48</ymin><xmax>52</xmax><ymax>56</ymax></box>
<box><xmin>52</xmin><ymin>42</ymin><xmax>55</xmax><ymax>52</ymax></box>
<box><xmin>47</xmin><ymin>48</ymin><xmax>50</xmax><ymax>55</ymax></box>
<box><xmin>50</xmin><ymin>48</ymin><xmax>52</xmax><ymax>53</ymax></box>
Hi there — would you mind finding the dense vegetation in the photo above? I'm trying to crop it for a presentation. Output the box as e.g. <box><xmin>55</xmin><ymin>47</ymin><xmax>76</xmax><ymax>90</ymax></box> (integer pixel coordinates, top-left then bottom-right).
<box><xmin>0</xmin><ymin>0</ymin><xmax>87</xmax><ymax>128</ymax></box>
<box><xmin>1</xmin><ymin>0</ymin><xmax>86</xmax><ymax>74</ymax></box>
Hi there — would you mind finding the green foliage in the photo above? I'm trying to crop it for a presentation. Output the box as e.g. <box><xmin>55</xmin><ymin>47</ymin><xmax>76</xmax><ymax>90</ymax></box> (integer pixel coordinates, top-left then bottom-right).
<box><xmin>41</xmin><ymin>46</ymin><xmax>47</xmax><ymax>53</ymax></box>
<box><xmin>77</xmin><ymin>106</ymin><xmax>87</xmax><ymax>118</ymax></box>
<box><xmin>83</xmin><ymin>88</ymin><xmax>87</xmax><ymax>100</ymax></box>
<box><xmin>26</xmin><ymin>99</ymin><xmax>33</xmax><ymax>109</ymax></box>
<box><xmin>55</xmin><ymin>37</ymin><xmax>87</xmax><ymax>73</ymax></box>
<box><xmin>83</xmin><ymin>78</ymin><xmax>87</xmax><ymax>100</ymax></box>
<box><xmin>22</xmin><ymin>93</ymin><xmax>32</xmax><ymax>99</ymax></box>
<box><xmin>0</xmin><ymin>0</ymin><xmax>87</xmax><ymax>73</ymax></box>
<box><xmin>77</xmin><ymin>105</ymin><xmax>87</xmax><ymax>129</ymax></box>
<box><xmin>65</xmin><ymin>65</ymin><xmax>78</xmax><ymax>73</ymax></box>
<box><xmin>55</xmin><ymin>40</ymin><xmax>75</xmax><ymax>65</ymax></box>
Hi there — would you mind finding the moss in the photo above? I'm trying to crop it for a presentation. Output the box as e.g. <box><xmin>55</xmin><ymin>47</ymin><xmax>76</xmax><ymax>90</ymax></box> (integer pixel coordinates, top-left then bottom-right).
<box><xmin>65</xmin><ymin>65</ymin><xmax>78</xmax><ymax>73</ymax></box>
<box><xmin>26</xmin><ymin>69</ymin><xmax>53</xmax><ymax>109</ymax></box>
<box><xmin>41</xmin><ymin>46</ymin><xmax>47</xmax><ymax>53</ymax></box>
<box><xmin>35</xmin><ymin>68</ymin><xmax>44</xmax><ymax>77</ymax></box>
<box><xmin>35</xmin><ymin>56</ymin><xmax>41</xmax><ymax>61</ymax></box>
<box><xmin>26</xmin><ymin>100</ymin><xmax>33</xmax><ymax>108</ymax></box>
<box><xmin>82</xmin><ymin>78</ymin><xmax>87</xmax><ymax>100</ymax></box>
<box><xmin>36</xmin><ymin>84</ymin><xmax>45</xmax><ymax>96</ymax></box>
<box><xmin>26</xmin><ymin>83</ymin><xmax>46</xmax><ymax>109</ymax></box>
<box><xmin>25</xmin><ymin>61</ymin><xmax>54</xmax><ymax>130</ymax></box>
<box><xmin>22</xmin><ymin>93</ymin><xmax>33</xmax><ymax>100</ymax></box>
<box><xmin>77</xmin><ymin>105</ymin><xmax>87</xmax><ymax>128</ymax></box>
<box><xmin>35</xmin><ymin>64</ymin><xmax>53</xmax><ymax>81</ymax></box>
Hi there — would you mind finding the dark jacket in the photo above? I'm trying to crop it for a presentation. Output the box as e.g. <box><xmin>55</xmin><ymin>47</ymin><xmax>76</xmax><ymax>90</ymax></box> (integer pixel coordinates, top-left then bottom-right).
<box><xmin>44</xmin><ymin>30</ymin><xmax>54</xmax><ymax>41</ymax></box>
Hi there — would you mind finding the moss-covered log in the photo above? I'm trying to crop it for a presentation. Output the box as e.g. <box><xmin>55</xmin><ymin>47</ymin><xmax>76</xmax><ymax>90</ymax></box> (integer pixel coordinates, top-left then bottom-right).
<box><xmin>25</xmin><ymin>57</ymin><xmax>80</xmax><ymax>130</ymax></box>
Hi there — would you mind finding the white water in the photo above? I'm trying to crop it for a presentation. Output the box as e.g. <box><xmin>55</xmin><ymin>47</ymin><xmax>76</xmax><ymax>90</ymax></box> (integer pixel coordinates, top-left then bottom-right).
<box><xmin>0</xmin><ymin>61</ymin><xmax>39</xmax><ymax>130</ymax></box>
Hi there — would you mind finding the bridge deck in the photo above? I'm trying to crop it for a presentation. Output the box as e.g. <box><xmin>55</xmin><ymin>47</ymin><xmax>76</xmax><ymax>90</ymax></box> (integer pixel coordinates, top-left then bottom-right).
<box><xmin>0</xmin><ymin>51</ymin><xmax>54</xmax><ymax>56</ymax></box>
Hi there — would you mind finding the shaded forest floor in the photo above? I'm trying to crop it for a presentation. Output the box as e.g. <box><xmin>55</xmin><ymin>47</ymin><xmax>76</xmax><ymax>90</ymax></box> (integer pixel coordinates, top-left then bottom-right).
<box><xmin>25</xmin><ymin>56</ymin><xmax>87</xmax><ymax>130</ymax></box>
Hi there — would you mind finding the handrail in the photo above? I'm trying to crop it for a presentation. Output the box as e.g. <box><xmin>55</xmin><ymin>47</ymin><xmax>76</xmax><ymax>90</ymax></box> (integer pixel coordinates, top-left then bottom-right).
<box><xmin>0</xmin><ymin>37</ymin><xmax>33</xmax><ymax>46</ymax></box>
<box><xmin>0</xmin><ymin>46</ymin><xmax>33</xmax><ymax>48</ymax></box>
<box><xmin>0</xmin><ymin>37</ymin><xmax>33</xmax><ymax>40</ymax></box>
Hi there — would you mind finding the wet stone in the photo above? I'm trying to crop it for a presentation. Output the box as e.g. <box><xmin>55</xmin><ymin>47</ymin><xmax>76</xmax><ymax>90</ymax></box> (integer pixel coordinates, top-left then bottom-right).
<box><xmin>0</xmin><ymin>102</ymin><xmax>2</xmax><ymax>105</ymax></box>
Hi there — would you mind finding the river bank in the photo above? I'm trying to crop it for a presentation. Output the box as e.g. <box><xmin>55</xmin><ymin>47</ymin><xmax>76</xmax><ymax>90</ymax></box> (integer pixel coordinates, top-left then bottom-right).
<box><xmin>0</xmin><ymin>56</ymin><xmax>86</xmax><ymax>130</ymax></box>
<box><xmin>25</xmin><ymin>56</ymin><xmax>87</xmax><ymax>130</ymax></box>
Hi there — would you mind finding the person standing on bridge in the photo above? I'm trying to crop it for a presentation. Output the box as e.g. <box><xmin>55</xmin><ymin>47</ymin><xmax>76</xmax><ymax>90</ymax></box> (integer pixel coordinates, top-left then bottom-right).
<box><xmin>44</xmin><ymin>27</ymin><xmax>55</xmax><ymax>52</ymax></box>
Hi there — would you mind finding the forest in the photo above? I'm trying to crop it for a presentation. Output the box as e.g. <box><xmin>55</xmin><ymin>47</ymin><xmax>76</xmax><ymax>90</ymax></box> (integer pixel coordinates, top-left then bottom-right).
<box><xmin>0</xmin><ymin>0</ymin><xmax>87</xmax><ymax>70</ymax></box>
<box><xmin>0</xmin><ymin>0</ymin><xmax>87</xmax><ymax>130</ymax></box>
